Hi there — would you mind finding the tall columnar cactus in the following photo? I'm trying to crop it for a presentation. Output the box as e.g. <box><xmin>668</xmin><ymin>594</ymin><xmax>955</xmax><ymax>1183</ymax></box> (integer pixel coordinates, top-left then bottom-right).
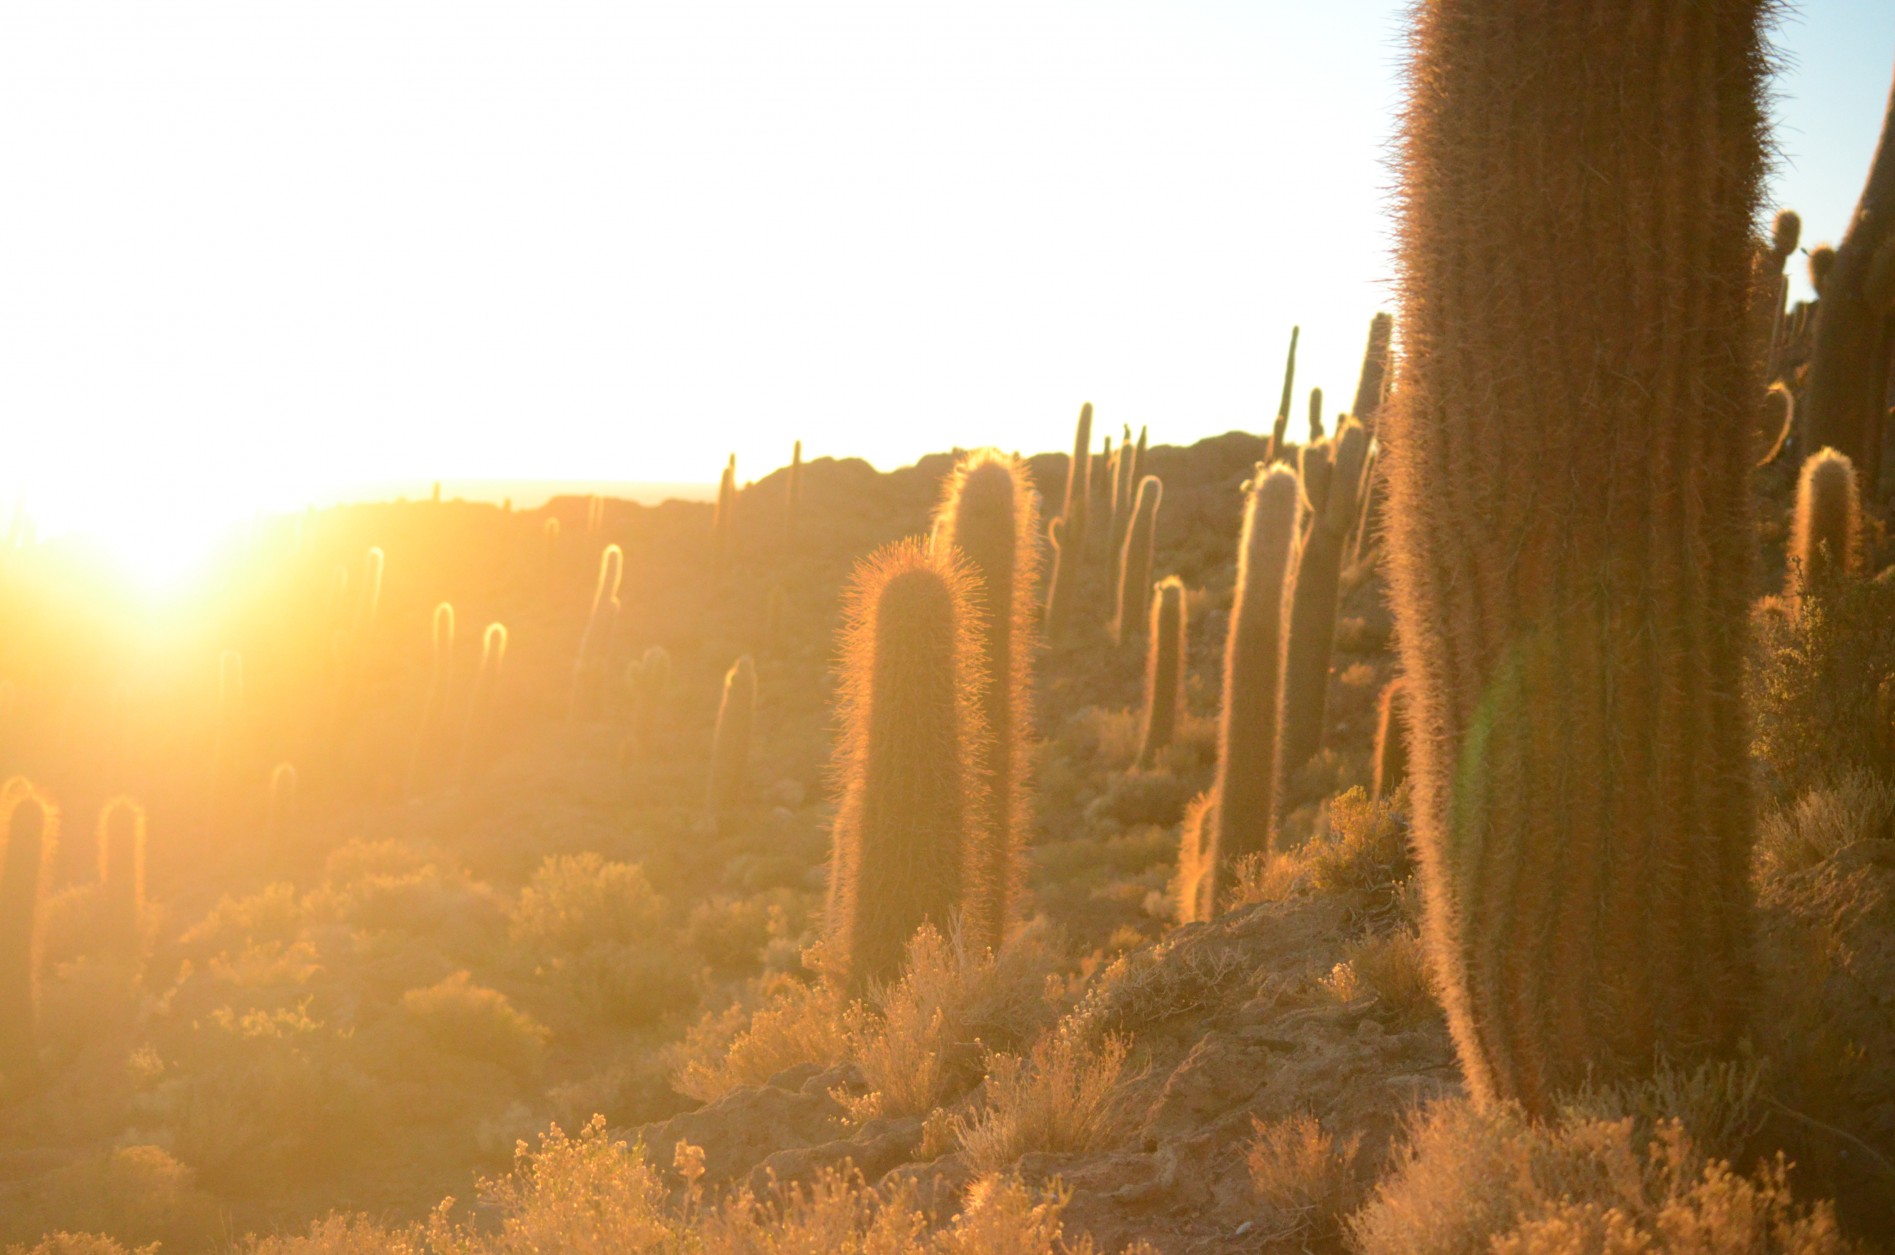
<box><xmin>1278</xmin><ymin>421</ymin><xmax>1368</xmax><ymax>785</ymax></box>
<box><xmin>1753</xmin><ymin>209</ymin><xmax>1801</xmax><ymax>387</ymax></box>
<box><xmin>586</xmin><ymin>494</ymin><xmax>604</xmax><ymax>537</ymax></box>
<box><xmin>1351</xmin><ymin>312</ymin><xmax>1396</xmax><ymax>432</ymax></box>
<box><xmin>456</xmin><ymin>624</ymin><xmax>508</xmax><ymax>785</ymax></box>
<box><xmin>406</xmin><ymin>602</ymin><xmax>456</xmax><ymax>797</ymax></box>
<box><xmin>1044</xmin><ymin>403</ymin><xmax>1093</xmax><ymax>637</ymax></box>
<box><xmin>1371</xmin><ymin>677</ymin><xmax>1409</xmax><ymax>801</ymax></box>
<box><xmin>706</xmin><ymin>656</ymin><xmax>756</xmax><ymax>833</ymax></box>
<box><xmin>570</xmin><ymin>545</ymin><xmax>623</xmax><ymax>721</ymax></box>
<box><xmin>1305</xmin><ymin>388</ymin><xmax>1324</xmax><ymax>444</ymax></box>
<box><xmin>1130</xmin><ymin>426</ymin><xmax>1147</xmax><ymax>502</ymax></box>
<box><xmin>629</xmin><ymin>645</ymin><xmax>673</xmax><ymax>761</ymax></box>
<box><xmin>0</xmin><ymin>780</ymin><xmax>56</xmax><ymax>1085</ymax></box>
<box><xmin>1271</xmin><ymin>327</ymin><xmax>1300</xmax><ymax>463</ymax></box>
<box><xmin>266</xmin><ymin>763</ymin><xmax>297</xmax><ymax>845</ymax></box>
<box><xmin>1804</xmin><ymin>67</ymin><xmax>1895</xmax><ymax>493</ymax></box>
<box><xmin>1788</xmin><ymin>447</ymin><xmax>1864</xmax><ymax>596</ymax></box>
<box><xmin>543</xmin><ymin>516</ymin><xmax>561</xmax><ymax>557</ymax></box>
<box><xmin>96</xmin><ymin>797</ymin><xmax>145</xmax><ymax>955</ymax></box>
<box><xmin>1205</xmin><ymin>466</ymin><xmax>1300</xmax><ymax>912</ymax></box>
<box><xmin>826</xmin><ymin>539</ymin><xmax>988</xmax><ymax>992</ymax></box>
<box><xmin>1175</xmin><ymin>791</ymin><xmax>1214</xmax><ymax>925</ymax></box>
<box><xmin>714</xmin><ymin>454</ymin><xmax>737</xmax><ymax>579</ymax></box>
<box><xmin>1112</xmin><ymin>477</ymin><xmax>1163</xmax><ymax>646</ymax></box>
<box><xmin>786</xmin><ymin>440</ymin><xmax>804</xmax><ymax>545</ymax></box>
<box><xmin>1104</xmin><ymin>435</ymin><xmax>1126</xmax><ymax>559</ymax></box>
<box><xmin>1134</xmin><ymin>577</ymin><xmax>1187</xmax><ymax>770</ymax></box>
<box><xmin>1384</xmin><ymin>0</ymin><xmax>1767</xmax><ymax>1113</ymax></box>
<box><xmin>934</xmin><ymin>449</ymin><xmax>1041</xmax><ymax>954</ymax></box>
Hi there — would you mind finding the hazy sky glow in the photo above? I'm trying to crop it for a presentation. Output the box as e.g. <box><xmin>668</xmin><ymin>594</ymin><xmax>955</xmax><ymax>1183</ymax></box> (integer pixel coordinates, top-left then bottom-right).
<box><xmin>2</xmin><ymin>0</ymin><xmax>1892</xmax><ymax>561</ymax></box>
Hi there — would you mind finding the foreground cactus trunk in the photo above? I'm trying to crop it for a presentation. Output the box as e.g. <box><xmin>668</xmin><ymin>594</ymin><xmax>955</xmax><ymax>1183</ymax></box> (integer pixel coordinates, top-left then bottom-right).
<box><xmin>1385</xmin><ymin>0</ymin><xmax>1767</xmax><ymax>1113</ymax></box>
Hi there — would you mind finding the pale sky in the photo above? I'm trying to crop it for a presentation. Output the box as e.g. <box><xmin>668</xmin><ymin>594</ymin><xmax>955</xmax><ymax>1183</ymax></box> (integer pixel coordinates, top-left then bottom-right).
<box><xmin>1</xmin><ymin>0</ymin><xmax>1892</xmax><ymax>567</ymax></box>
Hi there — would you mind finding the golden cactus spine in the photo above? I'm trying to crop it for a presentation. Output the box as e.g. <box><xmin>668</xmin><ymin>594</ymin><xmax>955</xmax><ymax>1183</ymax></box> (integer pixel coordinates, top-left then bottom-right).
<box><xmin>457</xmin><ymin>624</ymin><xmax>509</xmax><ymax>785</ymax></box>
<box><xmin>706</xmin><ymin>656</ymin><xmax>757</xmax><ymax>832</ymax></box>
<box><xmin>1112</xmin><ymin>476</ymin><xmax>1163</xmax><ymax>645</ymax></box>
<box><xmin>97</xmin><ymin>797</ymin><xmax>145</xmax><ymax>955</ymax></box>
<box><xmin>1044</xmin><ymin>403</ymin><xmax>1093</xmax><ymax>637</ymax></box>
<box><xmin>1205</xmin><ymin>466</ymin><xmax>1299</xmax><ymax>913</ymax></box>
<box><xmin>406</xmin><ymin>602</ymin><xmax>456</xmax><ymax>797</ymax></box>
<box><xmin>1788</xmin><ymin>447</ymin><xmax>1863</xmax><ymax>595</ymax></box>
<box><xmin>1134</xmin><ymin>576</ymin><xmax>1187</xmax><ymax>770</ymax></box>
<box><xmin>934</xmin><ymin>450</ymin><xmax>1041</xmax><ymax>954</ymax></box>
<box><xmin>1278</xmin><ymin>420</ymin><xmax>1368</xmax><ymax>784</ymax></box>
<box><xmin>826</xmin><ymin>539</ymin><xmax>988</xmax><ymax>992</ymax></box>
<box><xmin>569</xmin><ymin>545</ymin><xmax>623</xmax><ymax>721</ymax></box>
<box><xmin>1384</xmin><ymin>0</ymin><xmax>1766</xmax><ymax>1113</ymax></box>
<box><xmin>1370</xmin><ymin>676</ymin><xmax>1408</xmax><ymax>801</ymax></box>
<box><xmin>0</xmin><ymin>781</ymin><xmax>56</xmax><ymax>1085</ymax></box>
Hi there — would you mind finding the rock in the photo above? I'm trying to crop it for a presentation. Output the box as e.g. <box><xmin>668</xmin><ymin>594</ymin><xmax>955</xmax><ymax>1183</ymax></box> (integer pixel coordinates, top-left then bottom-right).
<box><xmin>635</xmin><ymin>1084</ymin><xmax>844</xmax><ymax>1187</ymax></box>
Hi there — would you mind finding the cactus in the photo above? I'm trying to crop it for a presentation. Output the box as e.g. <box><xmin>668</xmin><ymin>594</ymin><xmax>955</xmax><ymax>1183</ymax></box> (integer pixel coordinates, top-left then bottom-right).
<box><xmin>1134</xmin><ymin>577</ymin><xmax>1187</xmax><ymax>770</ymax></box>
<box><xmin>1753</xmin><ymin>209</ymin><xmax>1801</xmax><ymax>386</ymax></box>
<box><xmin>763</xmin><ymin>585</ymin><xmax>786</xmax><ymax>652</ymax></box>
<box><xmin>431</xmin><ymin>480</ymin><xmax>442</xmax><ymax>504</ymax></box>
<box><xmin>1384</xmin><ymin>0</ymin><xmax>1767</xmax><ymax>1113</ymax></box>
<box><xmin>1788</xmin><ymin>447</ymin><xmax>1863</xmax><ymax>596</ymax></box>
<box><xmin>96</xmin><ymin>797</ymin><xmax>145</xmax><ymax>955</ymax></box>
<box><xmin>786</xmin><ymin>440</ymin><xmax>804</xmax><ymax>545</ymax></box>
<box><xmin>1371</xmin><ymin>677</ymin><xmax>1409</xmax><ymax>801</ymax></box>
<box><xmin>713</xmin><ymin>454</ymin><xmax>737</xmax><ymax>579</ymax></box>
<box><xmin>570</xmin><ymin>545</ymin><xmax>623</xmax><ymax>721</ymax></box>
<box><xmin>826</xmin><ymin>539</ymin><xmax>988</xmax><ymax>992</ymax></box>
<box><xmin>1130</xmin><ymin>426</ymin><xmax>1147</xmax><ymax>505</ymax></box>
<box><xmin>1277</xmin><ymin>420</ymin><xmax>1368</xmax><ymax>786</ymax></box>
<box><xmin>1305</xmin><ymin>387</ymin><xmax>1324</xmax><ymax>444</ymax></box>
<box><xmin>628</xmin><ymin>645</ymin><xmax>672</xmax><ymax>760</ymax></box>
<box><xmin>456</xmin><ymin>624</ymin><xmax>509</xmax><ymax>785</ymax></box>
<box><xmin>266</xmin><ymin>763</ymin><xmax>297</xmax><ymax>845</ymax></box>
<box><xmin>1805</xmin><ymin>70</ymin><xmax>1895</xmax><ymax>492</ymax></box>
<box><xmin>543</xmin><ymin>516</ymin><xmax>561</xmax><ymax>555</ymax></box>
<box><xmin>934</xmin><ymin>449</ymin><xmax>1041</xmax><ymax>954</ymax></box>
<box><xmin>406</xmin><ymin>602</ymin><xmax>456</xmax><ymax>798</ymax></box>
<box><xmin>0</xmin><ymin>780</ymin><xmax>56</xmax><ymax>1085</ymax></box>
<box><xmin>1204</xmin><ymin>466</ymin><xmax>1299</xmax><ymax>912</ymax></box>
<box><xmin>706</xmin><ymin>656</ymin><xmax>756</xmax><ymax>832</ymax></box>
<box><xmin>1271</xmin><ymin>326</ymin><xmax>1300</xmax><ymax>463</ymax></box>
<box><xmin>1351</xmin><ymin>312</ymin><xmax>1396</xmax><ymax>432</ymax></box>
<box><xmin>1044</xmin><ymin>403</ymin><xmax>1093</xmax><ymax>637</ymax></box>
<box><xmin>1175</xmin><ymin>790</ymin><xmax>1214</xmax><ymax>925</ymax></box>
<box><xmin>586</xmin><ymin>494</ymin><xmax>604</xmax><ymax>537</ymax></box>
<box><xmin>1111</xmin><ymin>477</ymin><xmax>1163</xmax><ymax>646</ymax></box>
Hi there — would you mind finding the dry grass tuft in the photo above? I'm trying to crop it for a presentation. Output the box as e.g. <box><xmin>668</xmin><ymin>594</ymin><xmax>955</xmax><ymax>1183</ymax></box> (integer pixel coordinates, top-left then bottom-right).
<box><xmin>953</xmin><ymin>1025</ymin><xmax>1133</xmax><ymax>1172</ymax></box>
<box><xmin>1245</xmin><ymin>1112</ymin><xmax>1364</xmax><ymax>1240</ymax></box>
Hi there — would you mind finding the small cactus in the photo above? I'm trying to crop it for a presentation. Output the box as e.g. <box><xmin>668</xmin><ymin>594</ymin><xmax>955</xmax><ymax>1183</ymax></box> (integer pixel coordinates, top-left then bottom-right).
<box><xmin>706</xmin><ymin>657</ymin><xmax>757</xmax><ymax>832</ymax></box>
<box><xmin>1351</xmin><ymin>312</ymin><xmax>1396</xmax><ymax>432</ymax></box>
<box><xmin>406</xmin><ymin>602</ymin><xmax>456</xmax><ymax>798</ymax></box>
<box><xmin>1278</xmin><ymin>420</ymin><xmax>1369</xmax><ymax>787</ymax></box>
<box><xmin>1788</xmin><ymin>447</ymin><xmax>1863</xmax><ymax>596</ymax></box>
<box><xmin>1273</xmin><ymin>326</ymin><xmax>1300</xmax><ymax>459</ymax></box>
<box><xmin>826</xmin><ymin>539</ymin><xmax>988</xmax><ymax>992</ymax></box>
<box><xmin>96</xmin><ymin>797</ymin><xmax>145</xmax><ymax>955</ymax></box>
<box><xmin>1044</xmin><ymin>403</ymin><xmax>1093</xmax><ymax>637</ymax></box>
<box><xmin>570</xmin><ymin>546</ymin><xmax>623</xmax><ymax>721</ymax></box>
<box><xmin>456</xmin><ymin>624</ymin><xmax>509</xmax><ymax>785</ymax></box>
<box><xmin>1306</xmin><ymin>387</ymin><xmax>1325</xmax><ymax>444</ymax></box>
<box><xmin>786</xmin><ymin>440</ymin><xmax>804</xmax><ymax>544</ymax></box>
<box><xmin>1205</xmin><ymin>465</ymin><xmax>1300</xmax><ymax>912</ymax></box>
<box><xmin>586</xmin><ymin>494</ymin><xmax>604</xmax><ymax>537</ymax></box>
<box><xmin>1112</xmin><ymin>477</ymin><xmax>1163</xmax><ymax>645</ymax></box>
<box><xmin>0</xmin><ymin>780</ymin><xmax>56</xmax><ymax>1085</ymax></box>
<box><xmin>713</xmin><ymin>455</ymin><xmax>737</xmax><ymax>579</ymax></box>
<box><xmin>934</xmin><ymin>449</ymin><xmax>1041</xmax><ymax>954</ymax></box>
<box><xmin>1175</xmin><ymin>791</ymin><xmax>1214</xmax><ymax>925</ymax></box>
<box><xmin>1371</xmin><ymin>677</ymin><xmax>1409</xmax><ymax>801</ymax></box>
<box><xmin>628</xmin><ymin>646</ymin><xmax>673</xmax><ymax>761</ymax></box>
<box><xmin>1134</xmin><ymin>577</ymin><xmax>1187</xmax><ymax>770</ymax></box>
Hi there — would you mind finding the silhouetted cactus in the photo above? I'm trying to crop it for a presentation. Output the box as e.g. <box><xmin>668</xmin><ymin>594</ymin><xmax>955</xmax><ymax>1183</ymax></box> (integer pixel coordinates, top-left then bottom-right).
<box><xmin>934</xmin><ymin>449</ymin><xmax>1041</xmax><ymax>954</ymax></box>
<box><xmin>1384</xmin><ymin>0</ymin><xmax>1767</xmax><ymax>1113</ymax></box>
<box><xmin>1278</xmin><ymin>420</ymin><xmax>1368</xmax><ymax>784</ymax></box>
<box><xmin>456</xmin><ymin>624</ymin><xmax>508</xmax><ymax>785</ymax></box>
<box><xmin>406</xmin><ymin>602</ymin><xmax>456</xmax><ymax>798</ymax></box>
<box><xmin>1271</xmin><ymin>326</ymin><xmax>1300</xmax><ymax>463</ymax></box>
<box><xmin>1788</xmin><ymin>447</ymin><xmax>1863</xmax><ymax>596</ymax></box>
<box><xmin>266</xmin><ymin>764</ymin><xmax>297</xmax><ymax>845</ymax></box>
<box><xmin>786</xmin><ymin>440</ymin><xmax>804</xmax><ymax>545</ymax></box>
<box><xmin>1205</xmin><ymin>466</ymin><xmax>1299</xmax><ymax>913</ymax></box>
<box><xmin>1756</xmin><ymin>384</ymin><xmax>1795</xmax><ymax>469</ymax></box>
<box><xmin>1044</xmin><ymin>403</ymin><xmax>1093</xmax><ymax>637</ymax></box>
<box><xmin>543</xmin><ymin>516</ymin><xmax>561</xmax><ymax>556</ymax></box>
<box><xmin>1805</xmin><ymin>72</ymin><xmax>1894</xmax><ymax>492</ymax></box>
<box><xmin>1371</xmin><ymin>677</ymin><xmax>1408</xmax><ymax>801</ymax></box>
<box><xmin>1753</xmin><ymin>209</ymin><xmax>1801</xmax><ymax>387</ymax></box>
<box><xmin>1351</xmin><ymin>312</ymin><xmax>1395</xmax><ymax>432</ymax></box>
<box><xmin>570</xmin><ymin>545</ymin><xmax>623</xmax><ymax>721</ymax></box>
<box><xmin>96</xmin><ymin>797</ymin><xmax>144</xmax><ymax>955</ymax></box>
<box><xmin>628</xmin><ymin>645</ymin><xmax>672</xmax><ymax>760</ymax></box>
<box><xmin>706</xmin><ymin>656</ymin><xmax>756</xmax><ymax>833</ymax></box>
<box><xmin>826</xmin><ymin>539</ymin><xmax>988</xmax><ymax>992</ymax></box>
<box><xmin>1112</xmin><ymin>477</ymin><xmax>1163</xmax><ymax>646</ymax></box>
<box><xmin>0</xmin><ymin>780</ymin><xmax>56</xmax><ymax>1085</ymax></box>
<box><xmin>1134</xmin><ymin>577</ymin><xmax>1187</xmax><ymax>770</ymax></box>
<box><xmin>714</xmin><ymin>454</ymin><xmax>737</xmax><ymax>579</ymax></box>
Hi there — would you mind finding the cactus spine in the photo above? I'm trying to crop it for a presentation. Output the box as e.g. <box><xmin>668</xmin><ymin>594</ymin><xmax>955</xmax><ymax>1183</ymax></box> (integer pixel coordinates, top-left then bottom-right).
<box><xmin>1043</xmin><ymin>403</ymin><xmax>1093</xmax><ymax>637</ymax></box>
<box><xmin>0</xmin><ymin>781</ymin><xmax>56</xmax><ymax>1085</ymax></box>
<box><xmin>706</xmin><ymin>656</ymin><xmax>756</xmax><ymax>832</ymax></box>
<box><xmin>406</xmin><ymin>602</ymin><xmax>455</xmax><ymax>797</ymax></box>
<box><xmin>1371</xmin><ymin>677</ymin><xmax>1409</xmax><ymax>801</ymax></box>
<box><xmin>1112</xmin><ymin>477</ymin><xmax>1163</xmax><ymax>646</ymax></box>
<box><xmin>570</xmin><ymin>545</ymin><xmax>623</xmax><ymax>721</ymax></box>
<box><xmin>1384</xmin><ymin>0</ymin><xmax>1767</xmax><ymax>1113</ymax></box>
<box><xmin>456</xmin><ymin>624</ymin><xmax>508</xmax><ymax>785</ymax></box>
<box><xmin>1134</xmin><ymin>577</ymin><xmax>1187</xmax><ymax>770</ymax></box>
<box><xmin>1205</xmin><ymin>466</ymin><xmax>1300</xmax><ymax>912</ymax></box>
<box><xmin>1277</xmin><ymin>420</ymin><xmax>1368</xmax><ymax>785</ymax></box>
<box><xmin>97</xmin><ymin>797</ymin><xmax>145</xmax><ymax>955</ymax></box>
<box><xmin>826</xmin><ymin>539</ymin><xmax>988</xmax><ymax>992</ymax></box>
<box><xmin>1788</xmin><ymin>447</ymin><xmax>1863</xmax><ymax>595</ymax></box>
<box><xmin>934</xmin><ymin>450</ymin><xmax>1041</xmax><ymax>954</ymax></box>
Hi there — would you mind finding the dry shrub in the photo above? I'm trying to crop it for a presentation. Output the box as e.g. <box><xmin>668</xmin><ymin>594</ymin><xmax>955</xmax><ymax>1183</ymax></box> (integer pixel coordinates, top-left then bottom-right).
<box><xmin>1753</xmin><ymin>575</ymin><xmax>1895</xmax><ymax>799</ymax></box>
<box><xmin>953</xmin><ymin>1026</ymin><xmax>1133</xmax><ymax>1172</ymax></box>
<box><xmin>0</xmin><ymin>1146</ymin><xmax>219</xmax><ymax>1252</ymax></box>
<box><xmin>1320</xmin><ymin>928</ymin><xmax>1438</xmax><ymax>1029</ymax></box>
<box><xmin>1227</xmin><ymin>787</ymin><xmax>1410</xmax><ymax>913</ymax></box>
<box><xmin>401</xmin><ymin>972</ymin><xmax>548</xmax><ymax>1077</ymax></box>
<box><xmin>11</xmin><ymin>1238</ymin><xmax>155</xmax><ymax>1255</ymax></box>
<box><xmin>245</xmin><ymin>1215</ymin><xmax>425</xmax><ymax>1254</ymax></box>
<box><xmin>673</xmin><ymin>974</ymin><xmax>852</xmax><ymax>1103</ymax></box>
<box><xmin>177</xmin><ymin>882</ymin><xmax>310</xmax><ymax>958</ymax></box>
<box><xmin>1245</xmin><ymin>1112</ymin><xmax>1363</xmax><ymax>1239</ymax></box>
<box><xmin>510</xmin><ymin>853</ymin><xmax>667</xmax><ymax>952</ymax></box>
<box><xmin>1755</xmin><ymin>770</ymin><xmax>1895</xmax><ymax>883</ymax></box>
<box><xmin>1350</xmin><ymin>1068</ymin><xmax>1856</xmax><ymax>1255</ymax></box>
